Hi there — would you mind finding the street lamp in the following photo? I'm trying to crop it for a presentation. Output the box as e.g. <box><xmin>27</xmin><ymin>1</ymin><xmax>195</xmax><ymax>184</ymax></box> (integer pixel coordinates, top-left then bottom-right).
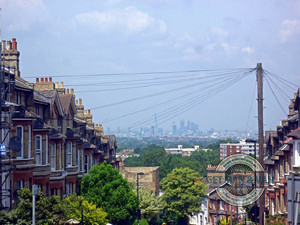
<box><xmin>246</xmin><ymin>139</ymin><xmax>258</xmax><ymax>224</ymax></box>
<box><xmin>137</xmin><ymin>172</ymin><xmax>144</xmax><ymax>225</ymax></box>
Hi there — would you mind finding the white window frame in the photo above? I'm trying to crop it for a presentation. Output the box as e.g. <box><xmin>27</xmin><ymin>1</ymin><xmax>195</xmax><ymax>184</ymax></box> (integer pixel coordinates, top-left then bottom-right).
<box><xmin>16</xmin><ymin>179</ymin><xmax>24</xmax><ymax>190</ymax></box>
<box><xmin>67</xmin><ymin>142</ymin><xmax>72</xmax><ymax>166</ymax></box>
<box><xmin>68</xmin><ymin>182</ymin><xmax>73</xmax><ymax>195</ymax></box>
<box><xmin>28</xmin><ymin>125</ymin><xmax>31</xmax><ymax>158</ymax></box>
<box><xmin>51</xmin><ymin>143</ymin><xmax>56</xmax><ymax>170</ymax></box>
<box><xmin>45</xmin><ymin>135</ymin><xmax>48</xmax><ymax>164</ymax></box>
<box><xmin>59</xmin><ymin>143</ymin><xmax>62</xmax><ymax>170</ymax></box>
<box><xmin>16</xmin><ymin>126</ymin><xmax>24</xmax><ymax>158</ymax></box>
<box><xmin>35</xmin><ymin>135</ymin><xmax>42</xmax><ymax>165</ymax></box>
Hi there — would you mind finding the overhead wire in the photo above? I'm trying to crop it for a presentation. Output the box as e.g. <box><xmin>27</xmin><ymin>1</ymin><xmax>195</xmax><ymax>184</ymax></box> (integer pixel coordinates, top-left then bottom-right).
<box><xmin>124</xmin><ymin>69</ymin><xmax>255</xmax><ymax>131</ymax></box>
<box><xmin>90</xmin><ymin>68</ymin><xmax>254</xmax><ymax>110</ymax></box>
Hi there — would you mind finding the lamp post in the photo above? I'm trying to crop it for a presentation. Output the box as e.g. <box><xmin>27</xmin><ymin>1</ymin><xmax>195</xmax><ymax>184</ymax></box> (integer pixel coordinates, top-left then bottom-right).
<box><xmin>246</xmin><ymin>139</ymin><xmax>258</xmax><ymax>224</ymax></box>
<box><xmin>137</xmin><ymin>172</ymin><xmax>144</xmax><ymax>225</ymax></box>
<box><xmin>295</xmin><ymin>191</ymin><xmax>300</xmax><ymax>225</ymax></box>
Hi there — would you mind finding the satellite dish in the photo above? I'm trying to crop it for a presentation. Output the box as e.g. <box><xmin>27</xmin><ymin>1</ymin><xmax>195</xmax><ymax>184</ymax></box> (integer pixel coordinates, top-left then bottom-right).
<box><xmin>9</xmin><ymin>136</ymin><xmax>21</xmax><ymax>152</ymax></box>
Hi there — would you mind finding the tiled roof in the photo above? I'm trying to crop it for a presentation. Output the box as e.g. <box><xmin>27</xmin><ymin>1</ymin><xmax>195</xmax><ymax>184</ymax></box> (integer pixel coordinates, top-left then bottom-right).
<box><xmin>284</xmin><ymin>137</ymin><xmax>293</xmax><ymax>144</ymax></box>
<box><xmin>264</xmin><ymin>158</ymin><xmax>275</xmax><ymax>165</ymax></box>
<box><xmin>15</xmin><ymin>76</ymin><xmax>33</xmax><ymax>91</ymax></box>
<box><xmin>59</xmin><ymin>94</ymin><xmax>73</xmax><ymax>113</ymax></box>
<box><xmin>34</xmin><ymin>90</ymin><xmax>51</xmax><ymax>104</ymax></box>
<box><xmin>288</xmin><ymin>127</ymin><xmax>300</xmax><ymax>139</ymax></box>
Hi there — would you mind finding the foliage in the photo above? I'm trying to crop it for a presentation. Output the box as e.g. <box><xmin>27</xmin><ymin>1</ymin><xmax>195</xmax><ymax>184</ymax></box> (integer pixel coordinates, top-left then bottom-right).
<box><xmin>134</xmin><ymin>186</ymin><xmax>162</xmax><ymax>222</ymax></box>
<box><xmin>61</xmin><ymin>195</ymin><xmax>108</xmax><ymax>225</ymax></box>
<box><xmin>15</xmin><ymin>188</ymin><xmax>63</xmax><ymax>225</ymax></box>
<box><xmin>133</xmin><ymin>218</ymin><xmax>149</xmax><ymax>225</ymax></box>
<box><xmin>160</xmin><ymin>167</ymin><xmax>207</xmax><ymax>225</ymax></box>
<box><xmin>125</xmin><ymin>144</ymin><xmax>221</xmax><ymax>180</ymax></box>
<box><xmin>220</xmin><ymin>217</ymin><xmax>231</xmax><ymax>225</ymax></box>
<box><xmin>0</xmin><ymin>189</ymin><xmax>107</xmax><ymax>225</ymax></box>
<box><xmin>81</xmin><ymin>161</ymin><xmax>138</xmax><ymax>225</ymax></box>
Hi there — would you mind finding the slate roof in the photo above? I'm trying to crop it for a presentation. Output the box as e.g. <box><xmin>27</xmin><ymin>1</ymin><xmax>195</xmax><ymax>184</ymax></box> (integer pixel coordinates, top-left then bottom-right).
<box><xmin>288</xmin><ymin>127</ymin><xmax>300</xmax><ymax>139</ymax></box>
<box><xmin>59</xmin><ymin>94</ymin><xmax>77</xmax><ymax>115</ymax></box>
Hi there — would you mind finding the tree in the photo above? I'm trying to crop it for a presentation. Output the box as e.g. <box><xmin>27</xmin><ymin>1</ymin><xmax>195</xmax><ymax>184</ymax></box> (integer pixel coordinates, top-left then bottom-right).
<box><xmin>160</xmin><ymin>167</ymin><xmax>207</xmax><ymax>225</ymax></box>
<box><xmin>135</xmin><ymin>186</ymin><xmax>162</xmax><ymax>223</ymax></box>
<box><xmin>62</xmin><ymin>195</ymin><xmax>108</xmax><ymax>225</ymax></box>
<box><xmin>81</xmin><ymin>161</ymin><xmax>138</xmax><ymax>225</ymax></box>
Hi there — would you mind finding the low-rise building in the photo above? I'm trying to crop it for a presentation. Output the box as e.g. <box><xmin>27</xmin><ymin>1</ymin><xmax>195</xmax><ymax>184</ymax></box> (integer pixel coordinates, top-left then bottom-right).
<box><xmin>165</xmin><ymin>145</ymin><xmax>200</xmax><ymax>157</ymax></box>
<box><xmin>219</xmin><ymin>139</ymin><xmax>259</xmax><ymax>159</ymax></box>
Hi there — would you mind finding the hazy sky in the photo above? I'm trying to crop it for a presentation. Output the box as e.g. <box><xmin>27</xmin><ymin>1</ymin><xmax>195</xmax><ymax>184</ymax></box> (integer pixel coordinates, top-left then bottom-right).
<box><xmin>1</xmin><ymin>0</ymin><xmax>300</xmax><ymax>133</ymax></box>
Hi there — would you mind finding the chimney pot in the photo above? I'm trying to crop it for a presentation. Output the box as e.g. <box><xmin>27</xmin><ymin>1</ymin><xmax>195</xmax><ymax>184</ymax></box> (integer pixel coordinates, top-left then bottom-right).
<box><xmin>79</xmin><ymin>99</ymin><xmax>82</xmax><ymax>105</ymax></box>
<box><xmin>41</xmin><ymin>77</ymin><xmax>44</xmax><ymax>83</ymax></box>
<box><xmin>36</xmin><ymin>78</ymin><xmax>39</xmax><ymax>83</ymax></box>
<box><xmin>71</xmin><ymin>88</ymin><xmax>74</xmax><ymax>94</ymax></box>
<box><xmin>66</xmin><ymin>89</ymin><xmax>69</xmax><ymax>94</ymax></box>
<box><xmin>12</xmin><ymin>38</ymin><xmax>17</xmax><ymax>50</ymax></box>
<box><xmin>6</xmin><ymin>40</ymin><xmax>11</xmax><ymax>50</ymax></box>
<box><xmin>49</xmin><ymin>77</ymin><xmax>52</xmax><ymax>83</ymax></box>
<box><xmin>45</xmin><ymin>77</ymin><xmax>48</xmax><ymax>82</ymax></box>
<box><xmin>88</xmin><ymin>109</ymin><xmax>91</xmax><ymax>114</ymax></box>
<box><xmin>84</xmin><ymin>109</ymin><xmax>87</xmax><ymax>114</ymax></box>
<box><xmin>60</xmin><ymin>82</ymin><xmax>64</xmax><ymax>88</ymax></box>
<box><xmin>76</xmin><ymin>100</ymin><xmax>78</xmax><ymax>105</ymax></box>
<box><xmin>55</xmin><ymin>82</ymin><xmax>59</xmax><ymax>88</ymax></box>
<box><xmin>1</xmin><ymin>41</ymin><xmax>6</xmax><ymax>51</ymax></box>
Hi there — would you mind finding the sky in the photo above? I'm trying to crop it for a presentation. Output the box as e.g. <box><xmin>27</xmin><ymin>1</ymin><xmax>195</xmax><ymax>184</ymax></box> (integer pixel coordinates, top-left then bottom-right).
<box><xmin>0</xmin><ymin>0</ymin><xmax>300</xmax><ymax>134</ymax></box>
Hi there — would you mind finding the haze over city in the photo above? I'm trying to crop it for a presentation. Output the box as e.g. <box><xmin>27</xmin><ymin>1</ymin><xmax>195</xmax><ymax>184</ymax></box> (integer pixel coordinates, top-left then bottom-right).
<box><xmin>1</xmin><ymin>0</ymin><xmax>299</xmax><ymax>133</ymax></box>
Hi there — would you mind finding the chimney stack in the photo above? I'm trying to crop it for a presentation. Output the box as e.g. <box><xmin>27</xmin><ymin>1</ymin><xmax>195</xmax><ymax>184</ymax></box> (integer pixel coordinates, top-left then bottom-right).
<box><xmin>12</xmin><ymin>38</ymin><xmax>17</xmax><ymax>50</ymax></box>
<box><xmin>1</xmin><ymin>39</ymin><xmax>21</xmax><ymax>77</ymax></box>
<box><xmin>34</xmin><ymin>76</ymin><xmax>55</xmax><ymax>91</ymax></box>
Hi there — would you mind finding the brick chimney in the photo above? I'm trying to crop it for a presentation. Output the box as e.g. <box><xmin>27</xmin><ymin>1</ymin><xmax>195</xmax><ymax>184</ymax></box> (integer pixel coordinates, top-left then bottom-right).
<box><xmin>34</xmin><ymin>76</ymin><xmax>55</xmax><ymax>91</ymax></box>
<box><xmin>76</xmin><ymin>98</ymin><xmax>84</xmax><ymax>118</ymax></box>
<box><xmin>56</xmin><ymin>82</ymin><xmax>65</xmax><ymax>94</ymax></box>
<box><xmin>84</xmin><ymin>109</ymin><xmax>94</xmax><ymax>127</ymax></box>
<box><xmin>1</xmin><ymin>38</ymin><xmax>21</xmax><ymax>77</ymax></box>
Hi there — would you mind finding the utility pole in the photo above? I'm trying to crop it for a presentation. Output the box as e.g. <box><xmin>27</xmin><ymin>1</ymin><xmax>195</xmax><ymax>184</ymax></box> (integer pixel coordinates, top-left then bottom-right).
<box><xmin>256</xmin><ymin>63</ymin><xmax>265</xmax><ymax>225</ymax></box>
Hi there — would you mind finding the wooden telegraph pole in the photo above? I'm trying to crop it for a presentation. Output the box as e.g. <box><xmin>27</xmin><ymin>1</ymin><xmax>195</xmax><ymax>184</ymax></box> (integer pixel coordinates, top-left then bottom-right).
<box><xmin>256</xmin><ymin>63</ymin><xmax>265</xmax><ymax>225</ymax></box>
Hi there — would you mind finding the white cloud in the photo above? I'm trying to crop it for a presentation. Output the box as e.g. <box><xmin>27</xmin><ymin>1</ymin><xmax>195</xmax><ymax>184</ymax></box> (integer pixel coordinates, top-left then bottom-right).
<box><xmin>209</xmin><ymin>27</ymin><xmax>229</xmax><ymax>41</ymax></box>
<box><xmin>221</xmin><ymin>42</ymin><xmax>238</xmax><ymax>54</ymax></box>
<box><xmin>242</xmin><ymin>47</ymin><xmax>255</xmax><ymax>54</ymax></box>
<box><xmin>75</xmin><ymin>7</ymin><xmax>166</xmax><ymax>34</ymax></box>
<box><xmin>1</xmin><ymin>0</ymin><xmax>48</xmax><ymax>30</ymax></box>
<box><xmin>279</xmin><ymin>19</ymin><xmax>300</xmax><ymax>42</ymax></box>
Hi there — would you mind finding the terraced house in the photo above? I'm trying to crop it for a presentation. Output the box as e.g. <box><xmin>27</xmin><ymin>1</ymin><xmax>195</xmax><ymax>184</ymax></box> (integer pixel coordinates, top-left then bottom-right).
<box><xmin>0</xmin><ymin>39</ymin><xmax>118</xmax><ymax>210</ymax></box>
<box><xmin>264</xmin><ymin>88</ymin><xmax>300</xmax><ymax>222</ymax></box>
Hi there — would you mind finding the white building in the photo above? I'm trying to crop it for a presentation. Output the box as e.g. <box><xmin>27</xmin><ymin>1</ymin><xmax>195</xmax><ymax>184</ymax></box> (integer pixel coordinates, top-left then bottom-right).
<box><xmin>189</xmin><ymin>198</ymin><xmax>208</xmax><ymax>225</ymax></box>
<box><xmin>165</xmin><ymin>145</ymin><xmax>200</xmax><ymax>157</ymax></box>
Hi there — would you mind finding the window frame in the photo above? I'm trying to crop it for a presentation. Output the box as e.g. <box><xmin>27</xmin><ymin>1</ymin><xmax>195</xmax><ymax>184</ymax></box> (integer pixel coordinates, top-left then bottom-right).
<box><xmin>35</xmin><ymin>135</ymin><xmax>42</xmax><ymax>165</ymax></box>
<box><xmin>67</xmin><ymin>142</ymin><xmax>72</xmax><ymax>166</ymax></box>
<box><xmin>16</xmin><ymin>126</ymin><xmax>24</xmax><ymax>158</ymax></box>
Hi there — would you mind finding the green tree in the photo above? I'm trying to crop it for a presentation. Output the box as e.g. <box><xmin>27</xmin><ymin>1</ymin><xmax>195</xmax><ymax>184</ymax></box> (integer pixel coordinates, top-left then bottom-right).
<box><xmin>62</xmin><ymin>195</ymin><xmax>108</xmax><ymax>225</ymax></box>
<box><xmin>9</xmin><ymin>188</ymin><xmax>64</xmax><ymax>225</ymax></box>
<box><xmin>135</xmin><ymin>186</ymin><xmax>162</xmax><ymax>223</ymax></box>
<box><xmin>81</xmin><ymin>161</ymin><xmax>138</xmax><ymax>225</ymax></box>
<box><xmin>160</xmin><ymin>167</ymin><xmax>207</xmax><ymax>225</ymax></box>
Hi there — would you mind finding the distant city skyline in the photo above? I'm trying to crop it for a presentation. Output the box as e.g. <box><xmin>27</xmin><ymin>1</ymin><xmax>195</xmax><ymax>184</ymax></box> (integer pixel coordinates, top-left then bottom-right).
<box><xmin>1</xmin><ymin>0</ymin><xmax>299</xmax><ymax>133</ymax></box>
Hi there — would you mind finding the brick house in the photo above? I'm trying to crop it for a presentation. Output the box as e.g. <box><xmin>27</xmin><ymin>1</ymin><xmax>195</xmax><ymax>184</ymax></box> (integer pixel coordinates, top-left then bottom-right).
<box><xmin>264</xmin><ymin>88</ymin><xmax>300</xmax><ymax>221</ymax></box>
<box><xmin>0</xmin><ymin>39</ymin><xmax>118</xmax><ymax>209</ymax></box>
